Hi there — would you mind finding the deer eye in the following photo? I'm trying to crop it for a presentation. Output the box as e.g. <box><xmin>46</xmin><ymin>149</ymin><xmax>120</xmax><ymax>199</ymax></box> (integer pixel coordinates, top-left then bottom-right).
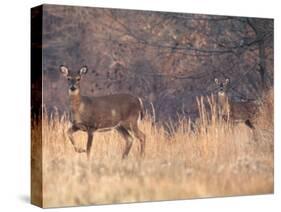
<box><xmin>67</xmin><ymin>77</ymin><xmax>71</xmax><ymax>81</ymax></box>
<box><xmin>76</xmin><ymin>78</ymin><xmax>81</xmax><ymax>81</ymax></box>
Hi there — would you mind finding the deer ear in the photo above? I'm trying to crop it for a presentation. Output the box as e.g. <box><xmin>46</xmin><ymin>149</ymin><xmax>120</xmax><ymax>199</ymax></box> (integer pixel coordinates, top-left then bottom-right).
<box><xmin>225</xmin><ymin>78</ymin><xmax>230</xmax><ymax>84</ymax></box>
<box><xmin>214</xmin><ymin>78</ymin><xmax>219</xmax><ymax>84</ymax></box>
<box><xmin>79</xmin><ymin>66</ymin><xmax>88</xmax><ymax>76</ymax></box>
<box><xmin>60</xmin><ymin>65</ymin><xmax>69</xmax><ymax>77</ymax></box>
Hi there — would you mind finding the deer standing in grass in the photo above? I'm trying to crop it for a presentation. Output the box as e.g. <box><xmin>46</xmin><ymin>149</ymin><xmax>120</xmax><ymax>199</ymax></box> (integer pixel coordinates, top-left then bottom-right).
<box><xmin>214</xmin><ymin>78</ymin><xmax>259</xmax><ymax>130</ymax></box>
<box><xmin>60</xmin><ymin>65</ymin><xmax>146</xmax><ymax>159</ymax></box>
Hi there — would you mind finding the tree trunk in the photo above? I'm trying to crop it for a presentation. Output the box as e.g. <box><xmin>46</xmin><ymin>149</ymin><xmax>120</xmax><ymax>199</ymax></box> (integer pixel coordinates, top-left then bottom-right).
<box><xmin>258</xmin><ymin>39</ymin><xmax>266</xmax><ymax>89</ymax></box>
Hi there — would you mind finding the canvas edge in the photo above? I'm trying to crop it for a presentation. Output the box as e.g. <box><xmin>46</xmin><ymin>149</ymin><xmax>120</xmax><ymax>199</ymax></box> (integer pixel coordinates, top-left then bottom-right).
<box><xmin>31</xmin><ymin>4</ymin><xmax>43</xmax><ymax>208</ymax></box>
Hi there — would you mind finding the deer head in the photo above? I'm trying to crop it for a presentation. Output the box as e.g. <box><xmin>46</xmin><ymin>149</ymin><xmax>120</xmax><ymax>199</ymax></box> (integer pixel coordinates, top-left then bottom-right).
<box><xmin>60</xmin><ymin>65</ymin><xmax>88</xmax><ymax>94</ymax></box>
<box><xmin>214</xmin><ymin>78</ymin><xmax>230</xmax><ymax>96</ymax></box>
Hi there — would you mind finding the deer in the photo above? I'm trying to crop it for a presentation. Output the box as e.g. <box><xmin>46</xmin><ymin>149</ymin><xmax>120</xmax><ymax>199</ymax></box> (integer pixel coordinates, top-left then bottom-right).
<box><xmin>59</xmin><ymin>65</ymin><xmax>146</xmax><ymax>159</ymax></box>
<box><xmin>214</xmin><ymin>78</ymin><xmax>259</xmax><ymax>130</ymax></box>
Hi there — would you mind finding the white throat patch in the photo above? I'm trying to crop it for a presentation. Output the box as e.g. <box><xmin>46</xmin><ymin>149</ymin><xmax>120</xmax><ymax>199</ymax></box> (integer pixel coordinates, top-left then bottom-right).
<box><xmin>218</xmin><ymin>91</ymin><xmax>225</xmax><ymax>96</ymax></box>
<box><xmin>69</xmin><ymin>89</ymin><xmax>79</xmax><ymax>96</ymax></box>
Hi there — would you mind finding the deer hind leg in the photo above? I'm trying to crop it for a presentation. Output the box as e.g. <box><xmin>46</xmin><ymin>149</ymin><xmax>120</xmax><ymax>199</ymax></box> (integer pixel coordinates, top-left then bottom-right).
<box><xmin>86</xmin><ymin>130</ymin><xmax>94</xmax><ymax>160</ymax></box>
<box><xmin>131</xmin><ymin>124</ymin><xmax>146</xmax><ymax>157</ymax></box>
<box><xmin>245</xmin><ymin>119</ymin><xmax>255</xmax><ymax>129</ymax></box>
<box><xmin>244</xmin><ymin>119</ymin><xmax>259</xmax><ymax>142</ymax></box>
<box><xmin>116</xmin><ymin>126</ymin><xmax>133</xmax><ymax>159</ymax></box>
<box><xmin>67</xmin><ymin>125</ymin><xmax>86</xmax><ymax>153</ymax></box>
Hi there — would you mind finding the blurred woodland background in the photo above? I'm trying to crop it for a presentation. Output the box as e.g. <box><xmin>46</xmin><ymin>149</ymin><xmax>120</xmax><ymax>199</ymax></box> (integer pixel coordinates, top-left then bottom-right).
<box><xmin>41</xmin><ymin>5</ymin><xmax>273</xmax><ymax>121</ymax></box>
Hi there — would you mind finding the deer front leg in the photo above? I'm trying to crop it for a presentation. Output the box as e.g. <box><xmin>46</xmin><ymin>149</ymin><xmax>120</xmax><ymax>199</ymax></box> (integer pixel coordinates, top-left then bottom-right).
<box><xmin>67</xmin><ymin>125</ymin><xmax>86</xmax><ymax>153</ymax></box>
<box><xmin>86</xmin><ymin>130</ymin><xmax>94</xmax><ymax>160</ymax></box>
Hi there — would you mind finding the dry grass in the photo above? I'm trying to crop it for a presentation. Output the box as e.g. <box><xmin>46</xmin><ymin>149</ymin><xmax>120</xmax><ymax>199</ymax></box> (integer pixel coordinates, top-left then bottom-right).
<box><xmin>32</xmin><ymin>90</ymin><xmax>274</xmax><ymax>208</ymax></box>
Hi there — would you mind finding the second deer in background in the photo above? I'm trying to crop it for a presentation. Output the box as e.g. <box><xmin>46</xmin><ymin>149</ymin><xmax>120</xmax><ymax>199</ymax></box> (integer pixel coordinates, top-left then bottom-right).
<box><xmin>214</xmin><ymin>78</ymin><xmax>259</xmax><ymax>130</ymax></box>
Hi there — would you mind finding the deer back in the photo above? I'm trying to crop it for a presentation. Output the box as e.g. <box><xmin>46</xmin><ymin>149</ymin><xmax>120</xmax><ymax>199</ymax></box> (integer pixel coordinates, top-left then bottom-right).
<box><xmin>229</xmin><ymin>100</ymin><xmax>259</xmax><ymax>121</ymax></box>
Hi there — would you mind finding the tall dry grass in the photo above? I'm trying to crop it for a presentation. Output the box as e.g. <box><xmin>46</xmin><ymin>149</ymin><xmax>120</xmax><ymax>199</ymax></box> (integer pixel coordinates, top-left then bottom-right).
<box><xmin>32</xmin><ymin>90</ymin><xmax>274</xmax><ymax>208</ymax></box>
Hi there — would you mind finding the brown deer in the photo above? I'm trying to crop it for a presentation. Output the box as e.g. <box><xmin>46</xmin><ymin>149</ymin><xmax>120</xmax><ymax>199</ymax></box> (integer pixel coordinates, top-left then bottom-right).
<box><xmin>214</xmin><ymin>78</ymin><xmax>259</xmax><ymax>129</ymax></box>
<box><xmin>60</xmin><ymin>65</ymin><xmax>146</xmax><ymax>159</ymax></box>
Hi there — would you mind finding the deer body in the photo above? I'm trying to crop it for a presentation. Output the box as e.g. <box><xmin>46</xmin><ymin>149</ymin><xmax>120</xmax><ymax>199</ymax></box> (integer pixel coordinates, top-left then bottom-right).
<box><xmin>215</xmin><ymin>78</ymin><xmax>258</xmax><ymax>129</ymax></box>
<box><xmin>60</xmin><ymin>65</ymin><xmax>145</xmax><ymax>159</ymax></box>
<box><xmin>229</xmin><ymin>101</ymin><xmax>258</xmax><ymax>124</ymax></box>
<box><xmin>70</xmin><ymin>93</ymin><xmax>143</xmax><ymax>131</ymax></box>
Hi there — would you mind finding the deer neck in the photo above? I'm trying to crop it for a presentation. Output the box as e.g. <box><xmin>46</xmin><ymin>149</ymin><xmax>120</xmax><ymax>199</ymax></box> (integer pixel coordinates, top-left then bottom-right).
<box><xmin>218</xmin><ymin>91</ymin><xmax>229</xmax><ymax>113</ymax></box>
<box><xmin>69</xmin><ymin>89</ymin><xmax>81</xmax><ymax>114</ymax></box>
<box><xmin>218</xmin><ymin>92</ymin><xmax>228</xmax><ymax>105</ymax></box>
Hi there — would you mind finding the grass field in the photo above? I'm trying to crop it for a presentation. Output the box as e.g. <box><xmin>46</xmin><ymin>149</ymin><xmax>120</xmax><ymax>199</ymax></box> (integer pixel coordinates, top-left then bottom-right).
<box><xmin>32</xmin><ymin>91</ymin><xmax>274</xmax><ymax>208</ymax></box>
